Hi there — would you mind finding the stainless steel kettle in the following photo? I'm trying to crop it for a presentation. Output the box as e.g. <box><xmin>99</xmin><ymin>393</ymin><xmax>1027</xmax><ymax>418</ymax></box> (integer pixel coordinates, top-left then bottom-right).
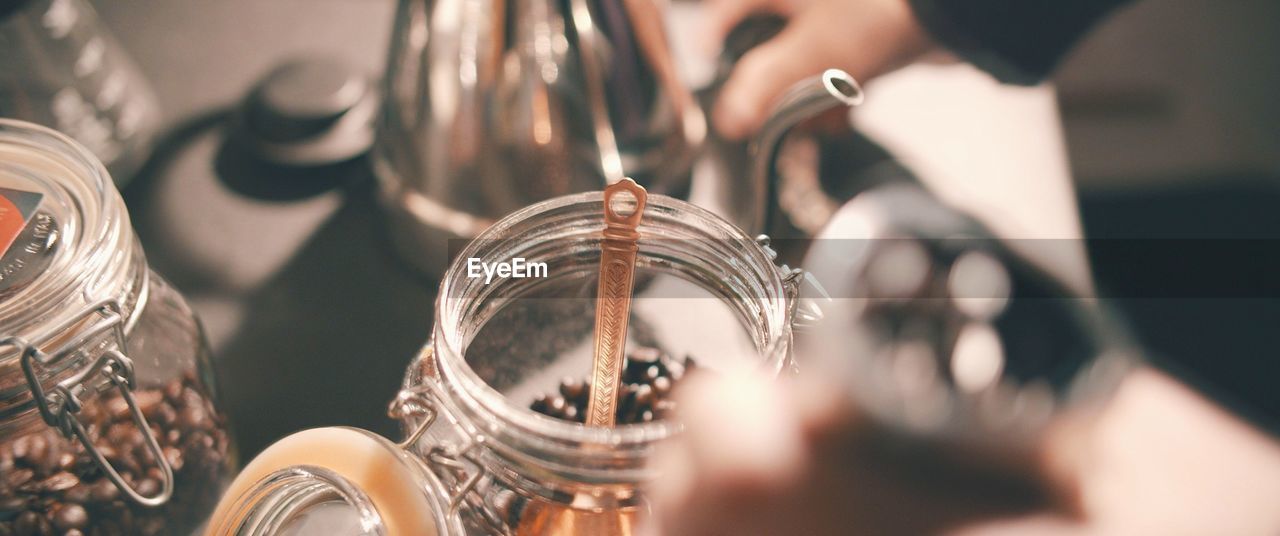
<box><xmin>373</xmin><ymin>0</ymin><xmax>862</xmax><ymax>276</ymax></box>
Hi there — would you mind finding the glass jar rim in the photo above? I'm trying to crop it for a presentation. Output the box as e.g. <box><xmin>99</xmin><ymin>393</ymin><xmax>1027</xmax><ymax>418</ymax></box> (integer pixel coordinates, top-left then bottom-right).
<box><xmin>208</xmin><ymin>427</ymin><xmax>465</xmax><ymax>536</ymax></box>
<box><xmin>0</xmin><ymin>119</ymin><xmax>136</xmax><ymax>336</ymax></box>
<box><xmin>431</xmin><ymin>189</ymin><xmax>792</xmax><ymax>451</ymax></box>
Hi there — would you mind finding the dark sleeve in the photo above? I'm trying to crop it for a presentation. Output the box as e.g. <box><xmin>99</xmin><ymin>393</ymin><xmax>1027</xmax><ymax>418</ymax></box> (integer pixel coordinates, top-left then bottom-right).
<box><xmin>906</xmin><ymin>0</ymin><xmax>1134</xmax><ymax>84</ymax></box>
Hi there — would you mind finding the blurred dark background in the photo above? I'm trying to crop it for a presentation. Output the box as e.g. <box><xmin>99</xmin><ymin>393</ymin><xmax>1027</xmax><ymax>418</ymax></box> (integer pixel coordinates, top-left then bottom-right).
<box><xmin>1056</xmin><ymin>0</ymin><xmax>1280</xmax><ymax>433</ymax></box>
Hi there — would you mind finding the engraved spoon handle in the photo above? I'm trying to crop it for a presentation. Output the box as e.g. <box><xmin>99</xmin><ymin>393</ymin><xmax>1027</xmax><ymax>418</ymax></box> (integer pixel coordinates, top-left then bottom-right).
<box><xmin>587</xmin><ymin>178</ymin><xmax>648</xmax><ymax>428</ymax></box>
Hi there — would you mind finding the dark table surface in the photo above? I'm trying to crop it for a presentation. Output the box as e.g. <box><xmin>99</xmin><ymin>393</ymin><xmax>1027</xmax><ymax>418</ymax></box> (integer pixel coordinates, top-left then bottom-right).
<box><xmin>96</xmin><ymin>0</ymin><xmax>431</xmax><ymax>456</ymax></box>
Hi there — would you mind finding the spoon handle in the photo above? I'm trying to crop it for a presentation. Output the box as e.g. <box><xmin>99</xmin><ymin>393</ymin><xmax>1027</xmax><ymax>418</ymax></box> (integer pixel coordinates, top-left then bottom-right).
<box><xmin>587</xmin><ymin>178</ymin><xmax>648</xmax><ymax>428</ymax></box>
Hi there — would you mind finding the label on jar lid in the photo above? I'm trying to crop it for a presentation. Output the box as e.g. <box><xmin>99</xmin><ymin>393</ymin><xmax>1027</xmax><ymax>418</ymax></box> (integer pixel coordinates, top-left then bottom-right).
<box><xmin>0</xmin><ymin>186</ymin><xmax>44</xmax><ymax>258</ymax></box>
<box><xmin>0</xmin><ymin>187</ymin><xmax>56</xmax><ymax>296</ymax></box>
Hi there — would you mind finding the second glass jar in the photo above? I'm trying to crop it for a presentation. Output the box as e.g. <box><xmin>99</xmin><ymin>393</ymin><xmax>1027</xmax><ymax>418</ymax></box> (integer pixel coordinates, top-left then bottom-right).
<box><xmin>208</xmin><ymin>189</ymin><xmax>816</xmax><ymax>535</ymax></box>
<box><xmin>0</xmin><ymin>120</ymin><xmax>233</xmax><ymax>535</ymax></box>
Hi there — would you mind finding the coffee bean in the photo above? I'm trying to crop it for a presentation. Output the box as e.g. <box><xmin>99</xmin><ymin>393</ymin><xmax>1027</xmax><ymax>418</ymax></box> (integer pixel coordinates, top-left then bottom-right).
<box><xmin>62</xmin><ymin>483</ymin><xmax>91</xmax><ymax>504</ymax></box>
<box><xmin>89</xmin><ymin>479</ymin><xmax>120</xmax><ymax>504</ymax></box>
<box><xmin>666</xmin><ymin>366</ymin><xmax>685</xmax><ymax>384</ymax></box>
<box><xmin>177</xmin><ymin>405</ymin><xmax>207</xmax><ymax>433</ymax></box>
<box><xmin>134</xmin><ymin>391</ymin><xmax>163</xmax><ymax>416</ymax></box>
<box><xmin>180</xmin><ymin>388</ymin><xmax>206</xmax><ymax>412</ymax></box>
<box><xmin>134</xmin><ymin>478</ymin><xmax>159</xmax><ymax>499</ymax></box>
<box><xmin>530</xmin><ymin>395</ymin><xmax>549</xmax><ymax>414</ymax></box>
<box><xmin>52</xmin><ymin>503</ymin><xmax>89</xmax><ymax>530</ymax></box>
<box><xmin>110</xmin><ymin>452</ymin><xmax>140</xmax><ymax>476</ymax></box>
<box><xmin>152</xmin><ymin>404</ymin><xmax>176</xmax><ymax>427</ymax></box>
<box><xmin>634</xmin><ymin>384</ymin><xmax>655</xmax><ymax>407</ymax></box>
<box><xmin>78</xmin><ymin>402</ymin><xmax>102</xmax><ymax>421</ymax></box>
<box><xmin>39</xmin><ymin>472</ymin><xmax>79</xmax><ymax>493</ymax></box>
<box><xmin>32</xmin><ymin>443</ymin><xmax>55</xmax><ymax>477</ymax></box>
<box><xmin>13</xmin><ymin>512</ymin><xmax>39</xmax><ymax>534</ymax></box>
<box><xmin>10</xmin><ymin>436</ymin><xmax>31</xmax><ymax>461</ymax></box>
<box><xmin>558</xmin><ymin>377</ymin><xmax>585</xmax><ymax>401</ymax></box>
<box><xmin>162</xmin><ymin>447</ymin><xmax>184</xmax><ymax>472</ymax></box>
<box><xmin>629</xmin><ymin>347</ymin><xmax>661</xmax><ymax>365</ymax></box>
<box><xmin>0</xmin><ymin>495</ymin><xmax>28</xmax><ymax>512</ymax></box>
<box><xmin>28</xmin><ymin>442</ymin><xmax>58</xmax><ymax>476</ymax></box>
<box><xmin>4</xmin><ymin>469</ymin><xmax>33</xmax><ymax>489</ymax></box>
<box><xmin>617</xmin><ymin>385</ymin><xmax>637</xmax><ymax>416</ymax></box>
<box><xmin>105</xmin><ymin>424</ymin><xmax>131</xmax><ymax>447</ymax></box>
<box><xmin>652</xmin><ymin>376</ymin><xmax>672</xmax><ymax>395</ymax></box>
<box><xmin>105</xmin><ymin>397</ymin><xmax>130</xmax><ymax>420</ymax></box>
<box><xmin>162</xmin><ymin>382</ymin><xmax>184</xmax><ymax>404</ymax></box>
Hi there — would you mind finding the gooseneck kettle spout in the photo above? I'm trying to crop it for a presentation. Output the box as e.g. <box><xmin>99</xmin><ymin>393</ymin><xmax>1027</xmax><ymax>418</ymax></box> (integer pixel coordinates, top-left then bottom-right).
<box><xmin>747</xmin><ymin>69</ymin><xmax>864</xmax><ymax>234</ymax></box>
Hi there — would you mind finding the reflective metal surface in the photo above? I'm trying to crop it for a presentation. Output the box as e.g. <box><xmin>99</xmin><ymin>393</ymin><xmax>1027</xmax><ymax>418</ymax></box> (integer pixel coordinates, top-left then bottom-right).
<box><xmin>374</xmin><ymin>0</ymin><xmax>863</xmax><ymax>275</ymax></box>
<box><xmin>375</xmin><ymin>0</ymin><xmax>701</xmax><ymax>275</ymax></box>
<box><xmin>690</xmin><ymin>15</ymin><xmax>870</xmax><ymax>238</ymax></box>
<box><xmin>746</xmin><ymin>68</ymin><xmax>863</xmax><ymax>233</ymax></box>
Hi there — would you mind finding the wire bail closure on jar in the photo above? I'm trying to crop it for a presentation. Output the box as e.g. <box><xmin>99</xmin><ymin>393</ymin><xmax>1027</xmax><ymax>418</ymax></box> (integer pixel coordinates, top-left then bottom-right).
<box><xmin>755</xmin><ymin>235</ymin><xmax>829</xmax><ymax>331</ymax></box>
<box><xmin>387</xmin><ymin>354</ymin><xmax>486</xmax><ymax>518</ymax></box>
<box><xmin>3</xmin><ymin>298</ymin><xmax>175</xmax><ymax>507</ymax></box>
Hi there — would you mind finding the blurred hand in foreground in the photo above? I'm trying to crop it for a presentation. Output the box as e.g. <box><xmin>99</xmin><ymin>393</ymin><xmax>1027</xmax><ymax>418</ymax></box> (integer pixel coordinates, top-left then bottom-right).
<box><xmin>647</xmin><ymin>372</ymin><xmax>1088</xmax><ymax>536</ymax></box>
<box><xmin>704</xmin><ymin>0</ymin><xmax>934</xmax><ymax>139</ymax></box>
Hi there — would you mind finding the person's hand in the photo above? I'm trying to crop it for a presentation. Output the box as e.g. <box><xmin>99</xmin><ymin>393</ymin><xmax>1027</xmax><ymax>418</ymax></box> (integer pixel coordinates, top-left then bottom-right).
<box><xmin>647</xmin><ymin>372</ymin><xmax>1088</xmax><ymax>536</ymax></box>
<box><xmin>704</xmin><ymin>0</ymin><xmax>934</xmax><ymax>139</ymax></box>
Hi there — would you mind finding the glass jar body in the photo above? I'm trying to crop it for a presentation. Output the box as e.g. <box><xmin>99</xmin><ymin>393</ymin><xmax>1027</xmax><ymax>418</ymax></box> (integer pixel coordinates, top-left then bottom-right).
<box><xmin>0</xmin><ymin>119</ymin><xmax>232</xmax><ymax>535</ymax></box>
<box><xmin>398</xmin><ymin>191</ymin><xmax>801</xmax><ymax>535</ymax></box>
<box><xmin>0</xmin><ymin>266</ymin><xmax>235</xmax><ymax>536</ymax></box>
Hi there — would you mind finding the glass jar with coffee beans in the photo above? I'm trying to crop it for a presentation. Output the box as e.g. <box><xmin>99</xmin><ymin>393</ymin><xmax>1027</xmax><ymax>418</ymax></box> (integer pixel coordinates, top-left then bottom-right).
<box><xmin>0</xmin><ymin>120</ymin><xmax>233</xmax><ymax>535</ymax></box>
<box><xmin>206</xmin><ymin>189</ymin><xmax>824</xmax><ymax>535</ymax></box>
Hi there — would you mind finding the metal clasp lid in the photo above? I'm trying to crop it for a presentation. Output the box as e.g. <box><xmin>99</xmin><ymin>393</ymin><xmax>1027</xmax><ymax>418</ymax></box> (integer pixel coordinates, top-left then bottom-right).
<box><xmin>756</xmin><ymin>235</ymin><xmax>830</xmax><ymax>329</ymax></box>
<box><xmin>387</xmin><ymin>361</ymin><xmax>484</xmax><ymax>517</ymax></box>
<box><xmin>2</xmin><ymin>298</ymin><xmax>174</xmax><ymax>507</ymax></box>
